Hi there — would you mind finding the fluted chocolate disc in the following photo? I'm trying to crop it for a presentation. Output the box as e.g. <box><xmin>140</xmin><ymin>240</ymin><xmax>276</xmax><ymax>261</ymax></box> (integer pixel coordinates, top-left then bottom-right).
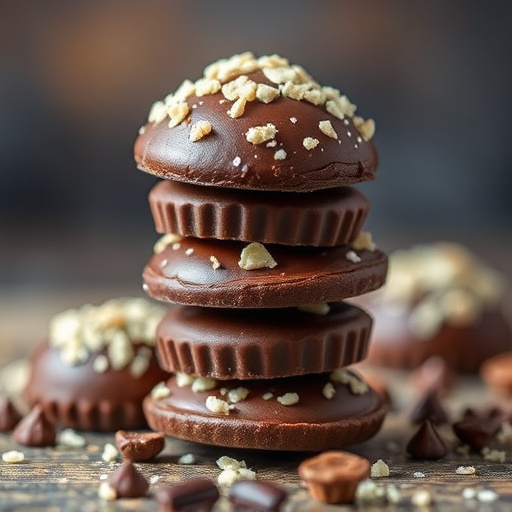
<box><xmin>149</xmin><ymin>180</ymin><xmax>370</xmax><ymax>247</ymax></box>
<box><xmin>157</xmin><ymin>303</ymin><xmax>372</xmax><ymax>379</ymax></box>
<box><xmin>143</xmin><ymin>372</ymin><xmax>388</xmax><ymax>451</ymax></box>
<box><xmin>143</xmin><ymin>238</ymin><xmax>388</xmax><ymax>308</ymax></box>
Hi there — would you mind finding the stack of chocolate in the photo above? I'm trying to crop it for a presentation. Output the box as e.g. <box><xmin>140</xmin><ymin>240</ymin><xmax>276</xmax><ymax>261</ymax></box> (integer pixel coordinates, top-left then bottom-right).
<box><xmin>136</xmin><ymin>53</ymin><xmax>389</xmax><ymax>451</ymax></box>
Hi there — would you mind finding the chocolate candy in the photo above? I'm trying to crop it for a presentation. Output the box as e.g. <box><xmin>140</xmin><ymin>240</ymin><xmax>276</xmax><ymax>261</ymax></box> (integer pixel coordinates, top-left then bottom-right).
<box><xmin>143</xmin><ymin>372</ymin><xmax>387</xmax><ymax>451</ymax></box>
<box><xmin>107</xmin><ymin>460</ymin><xmax>149</xmax><ymax>499</ymax></box>
<box><xmin>156</xmin><ymin>303</ymin><xmax>372</xmax><ymax>379</ymax></box>
<box><xmin>156</xmin><ymin>478</ymin><xmax>219</xmax><ymax>512</ymax></box>
<box><xmin>409</xmin><ymin>391</ymin><xmax>448</xmax><ymax>425</ymax></box>
<box><xmin>229</xmin><ymin>480</ymin><xmax>287</xmax><ymax>512</ymax></box>
<box><xmin>0</xmin><ymin>397</ymin><xmax>22</xmax><ymax>432</ymax></box>
<box><xmin>406</xmin><ymin>420</ymin><xmax>448</xmax><ymax>460</ymax></box>
<box><xmin>452</xmin><ymin>413</ymin><xmax>502</xmax><ymax>450</ymax></box>
<box><xmin>12</xmin><ymin>404</ymin><xmax>56</xmax><ymax>447</ymax></box>
<box><xmin>298</xmin><ymin>450</ymin><xmax>371</xmax><ymax>504</ymax></box>
<box><xmin>143</xmin><ymin>238</ymin><xmax>387</xmax><ymax>308</ymax></box>
<box><xmin>150</xmin><ymin>180</ymin><xmax>370</xmax><ymax>247</ymax></box>
<box><xmin>115</xmin><ymin>430</ymin><xmax>165</xmax><ymax>461</ymax></box>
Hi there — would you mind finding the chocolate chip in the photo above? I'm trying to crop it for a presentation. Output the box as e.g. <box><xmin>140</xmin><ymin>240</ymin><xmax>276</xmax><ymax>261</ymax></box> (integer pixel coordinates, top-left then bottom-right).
<box><xmin>107</xmin><ymin>460</ymin><xmax>149</xmax><ymax>498</ymax></box>
<box><xmin>406</xmin><ymin>420</ymin><xmax>448</xmax><ymax>460</ymax></box>
<box><xmin>452</xmin><ymin>414</ymin><xmax>502</xmax><ymax>450</ymax></box>
<box><xmin>115</xmin><ymin>430</ymin><xmax>165</xmax><ymax>461</ymax></box>
<box><xmin>12</xmin><ymin>404</ymin><xmax>56</xmax><ymax>446</ymax></box>
<box><xmin>409</xmin><ymin>391</ymin><xmax>448</xmax><ymax>425</ymax></box>
<box><xmin>0</xmin><ymin>397</ymin><xmax>22</xmax><ymax>432</ymax></box>
<box><xmin>156</xmin><ymin>478</ymin><xmax>219</xmax><ymax>512</ymax></box>
<box><xmin>229</xmin><ymin>480</ymin><xmax>287</xmax><ymax>512</ymax></box>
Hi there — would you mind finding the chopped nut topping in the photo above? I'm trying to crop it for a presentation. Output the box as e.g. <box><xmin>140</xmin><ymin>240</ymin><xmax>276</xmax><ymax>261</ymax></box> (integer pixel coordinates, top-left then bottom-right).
<box><xmin>353</xmin><ymin>116</ymin><xmax>375</xmax><ymax>141</ymax></box>
<box><xmin>482</xmin><ymin>447</ymin><xmax>506</xmax><ymax>463</ymax></box>
<box><xmin>173</xmin><ymin>79</ymin><xmax>196</xmax><ymax>102</ymax></box>
<box><xmin>154</xmin><ymin>233</ymin><xmax>183</xmax><ymax>254</ymax></box>
<box><xmin>176</xmin><ymin>373</ymin><xmax>194</xmax><ymax>387</ymax></box>
<box><xmin>413</xmin><ymin>471</ymin><xmax>426</xmax><ymax>478</ymax></box>
<box><xmin>189</xmin><ymin>120</ymin><xmax>212</xmax><ymax>142</ymax></box>
<box><xmin>245</xmin><ymin>123</ymin><xmax>278</xmax><ymax>144</ymax></box>
<box><xmin>274</xmin><ymin>149</ymin><xmax>287</xmax><ymax>160</ymax></box>
<box><xmin>232</xmin><ymin>156</ymin><xmax>242</xmax><ymax>167</ymax></box>
<box><xmin>355</xmin><ymin>480</ymin><xmax>386</xmax><ymax>504</ymax></box>
<box><xmin>148</xmin><ymin>101</ymin><xmax>167</xmax><ymax>124</ymax></box>
<box><xmin>322</xmin><ymin>382</ymin><xmax>336</xmax><ymax>399</ymax></box>
<box><xmin>318</xmin><ymin>120</ymin><xmax>338</xmax><ymax>139</ymax></box>
<box><xmin>210</xmin><ymin>255</ymin><xmax>222</xmax><ymax>270</ymax></box>
<box><xmin>150</xmin><ymin>382</ymin><xmax>171</xmax><ymax>399</ymax></box>
<box><xmin>330</xmin><ymin>369</ymin><xmax>369</xmax><ymax>395</ymax></box>
<box><xmin>102</xmin><ymin>443</ymin><xmax>118</xmax><ymax>463</ymax></box>
<box><xmin>177</xmin><ymin>453</ymin><xmax>196</xmax><ymax>465</ymax></box>
<box><xmin>325</xmin><ymin>100</ymin><xmax>345</xmax><ymax>120</ymax></box>
<box><xmin>289</xmin><ymin>117</ymin><xmax>298</xmax><ymax>124</ymax></box>
<box><xmin>195</xmin><ymin>77</ymin><xmax>221</xmax><ymax>96</ymax></box>
<box><xmin>303</xmin><ymin>89</ymin><xmax>325</xmax><ymax>105</ymax></box>
<box><xmin>263</xmin><ymin>66</ymin><xmax>297</xmax><ymax>84</ymax></box>
<box><xmin>256</xmin><ymin>83</ymin><xmax>280</xmax><ymax>103</ymax></box>
<box><xmin>57</xmin><ymin>428</ymin><xmax>86</xmax><ymax>448</ymax></box>
<box><xmin>191</xmin><ymin>377</ymin><xmax>217</xmax><ymax>393</ymax></box>
<box><xmin>281</xmin><ymin>81</ymin><xmax>309</xmax><ymax>101</ymax></box>
<box><xmin>456</xmin><ymin>466</ymin><xmax>476</xmax><ymax>475</ymax></box>
<box><xmin>98</xmin><ymin>482</ymin><xmax>117</xmax><ymax>501</ymax></box>
<box><xmin>129</xmin><ymin>353</ymin><xmax>150</xmax><ymax>378</ymax></box>
<box><xmin>2</xmin><ymin>450</ymin><xmax>25</xmax><ymax>463</ymax></box>
<box><xmin>227</xmin><ymin>98</ymin><xmax>247</xmax><ymax>118</ymax></box>
<box><xmin>262</xmin><ymin>392</ymin><xmax>274</xmax><ymax>400</ymax></box>
<box><xmin>238</xmin><ymin>242</ymin><xmax>277</xmax><ymax>270</ymax></box>
<box><xmin>277</xmin><ymin>392</ymin><xmax>299</xmax><ymax>405</ymax></box>
<box><xmin>351</xmin><ymin>231</ymin><xmax>376</xmax><ymax>251</ymax></box>
<box><xmin>477</xmin><ymin>490</ymin><xmax>498</xmax><ymax>503</ymax></box>
<box><xmin>302</xmin><ymin>137</ymin><xmax>319</xmax><ymax>150</ymax></box>
<box><xmin>167</xmin><ymin>102</ymin><xmax>190</xmax><ymax>128</ymax></box>
<box><xmin>266</xmin><ymin>140</ymin><xmax>277</xmax><ymax>147</ymax></box>
<box><xmin>411</xmin><ymin>490</ymin><xmax>432</xmax><ymax>507</ymax></box>
<box><xmin>370</xmin><ymin>459</ymin><xmax>390</xmax><ymax>478</ymax></box>
<box><xmin>205</xmin><ymin>396</ymin><xmax>230</xmax><ymax>415</ymax></box>
<box><xmin>298</xmin><ymin>303</ymin><xmax>331</xmax><ymax>315</ymax></box>
<box><xmin>185</xmin><ymin>248</ymin><xmax>195</xmax><ymax>256</ymax></box>
<box><xmin>227</xmin><ymin>387</ymin><xmax>250</xmax><ymax>403</ymax></box>
<box><xmin>345</xmin><ymin>250</ymin><xmax>361</xmax><ymax>263</ymax></box>
<box><xmin>216</xmin><ymin>456</ymin><xmax>256</xmax><ymax>486</ymax></box>
<box><xmin>92</xmin><ymin>354</ymin><xmax>109</xmax><ymax>374</ymax></box>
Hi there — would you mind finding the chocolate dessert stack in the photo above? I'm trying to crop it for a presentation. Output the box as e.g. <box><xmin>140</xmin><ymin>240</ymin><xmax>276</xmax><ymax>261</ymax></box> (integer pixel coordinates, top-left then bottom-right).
<box><xmin>136</xmin><ymin>53</ymin><xmax>389</xmax><ymax>451</ymax></box>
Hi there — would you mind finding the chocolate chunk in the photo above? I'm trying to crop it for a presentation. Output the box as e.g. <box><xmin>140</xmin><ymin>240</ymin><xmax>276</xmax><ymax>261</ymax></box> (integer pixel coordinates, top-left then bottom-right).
<box><xmin>115</xmin><ymin>430</ymin><xmax>165</xmax><ymax>461</ymax></box>
<box><xmin>229</xmin><ymin>481</ymin><xmax>287</xmax><ymax>512</ymax></box>
<box><xmin>410</xmin><ymin>391</ymin><xmax>448</xmax><ymax>425</ymax></box>
<box><xmin>452</xmin><ymin>414</ymin><xmax>502</xmax><ymax>450</ymax></box>
<box><xmin>298</xmin><ymin>450</ymin><xmax>370</xmax><ymax>504</ymax></box>
<box><xmin>0</xmin><ymin>397</ymin><xmax>22</xmax><ymax>432</ymax></box>
<box><xmin>107</xmin><ymin>460</ymin><xmax>149</xmax><ymax>498</ymax></box>
<box><xmin>406</xmin><ymin>420</ymin><xmax>448</xmax><ymax>460</ymax></box>
<box><xmin>12</xmin><ymin>404</ymin><xmax>56</xmax><ymax>447</ymax></box>
<box><xmin>156</xmin><ymin>477</ymin><xmax>219</xmax><ymax>512</ymax></box>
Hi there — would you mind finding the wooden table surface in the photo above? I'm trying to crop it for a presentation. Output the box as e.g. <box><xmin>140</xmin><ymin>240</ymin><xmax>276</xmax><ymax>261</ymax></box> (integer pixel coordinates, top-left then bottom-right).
<box><xmin>1</xmin><ymin>289</ymin><xmax>512</xmax><ymax>511</ymax></box>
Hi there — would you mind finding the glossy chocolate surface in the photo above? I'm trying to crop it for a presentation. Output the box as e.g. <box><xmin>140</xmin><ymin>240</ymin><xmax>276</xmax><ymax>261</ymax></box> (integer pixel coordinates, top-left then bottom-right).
<box><xmin>143</xmin><ymin>238</ymin><xmax>388</xmax><ymax>308</ymax></box>
<box><xmin>157</xmin><ymin>303</ymin><xmax>372</xmax><ymax>379</ymax></box>
<box><xmin>135</xmin><ymin>72</ymin><xmax>378</xmax><ymax>192</ymax></box>
<box><xmin>149</xmin><ymin>180</ymin><xmax>369</xmax><ymax>247</ymax></box>
<box><xmin>143</xmin><ymin>373</ymin><xmax>387</xmax><ymax>451</ymax></box>
<box><xmin>24</xmin><ymin>340</ymin><xmax>168</xmax><ymax>431</ymax></box>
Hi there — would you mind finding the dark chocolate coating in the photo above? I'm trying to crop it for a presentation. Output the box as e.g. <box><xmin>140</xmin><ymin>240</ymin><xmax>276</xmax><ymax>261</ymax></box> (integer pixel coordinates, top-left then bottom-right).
<box><xmin>365</xmin><ymin>304</ymin><xmax>512</xmax><ymax>372</ymax></box>
<box><xmin>157</xmin><ymin>303</ymin><xmax>372</xmax><ymax>379</ymax></box>
<box><xmin>143</xmin><ymin>238</ymin><xmax>388</xmax><ymax>309</ymax></box>
<box><xmin>143</xmin><ymin>373</ymin><xmax>388</xmax><ymax>451</ymax></box>
<box><xmin>149</xmin><ymin>180</ymin><xmax>370</xmax><ymax>247</ymax></box>
<box><xmin>134</xmin><ymin>72</ymin><xmax>378</xmax><ymax>192</ymax></box>
<box><xmin>24</xmin><ymin>340</ymin><xmax>168</xmax><ymax>431</ymax></box>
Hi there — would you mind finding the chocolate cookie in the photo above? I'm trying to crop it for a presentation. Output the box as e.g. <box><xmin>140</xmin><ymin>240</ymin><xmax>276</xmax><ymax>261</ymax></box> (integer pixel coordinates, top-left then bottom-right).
<box><xmin>143</xmin><ymin>238</ymin><xmax>388</xmax><ymax>308</ymax></box>
<box><xmin>23</xmin><ymin>298</ymin><xmax>168</xmax><ymax>431</ymax></box>
<box><xmin>135</xmin><ymin>54</ymin><xmax>377</xmax><ymax>192</ymax></box>
<box><xmin>156</xmin><ymin>303</ymin><xmax>372</xmax><ymax>379</ymax></box>
<box><xmin>143</xmin><ymin>371</ymin><xmax>387</xmax><ymax>451</ymax></box>
<box><xmin>149</xmin><ymin>180</ymin><xmax>370</xmax><ymax>247</ymax></box>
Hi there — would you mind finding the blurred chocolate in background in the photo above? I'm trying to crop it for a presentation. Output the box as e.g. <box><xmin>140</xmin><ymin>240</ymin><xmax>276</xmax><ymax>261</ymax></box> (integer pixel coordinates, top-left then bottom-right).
<box><xmin>1</xmin><ymin>0</ymin><xmax>511</xmax><ymax>288</ymax></box>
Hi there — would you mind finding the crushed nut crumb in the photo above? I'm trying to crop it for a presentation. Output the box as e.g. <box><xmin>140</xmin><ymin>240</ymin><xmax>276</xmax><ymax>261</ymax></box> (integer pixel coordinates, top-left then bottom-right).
<box><xmin>176</xmin><ymin>373</ymin><xmax>195</xmax><ymax>388</ymax></box>
<box><xmin>413</xmin><ymin>471</ymin><xmax>426</xmax><ymax>478</ymax></box>
<box><xmin>154</xmin><ymin>233</ymin><xmax>182</xmax><ymax>254</ymax></box>
<box><xmin>92</xmin><ymin>354</ymin><xmax>109</xmax><ymax>374</ymax></box>
<box><xmin>330</xmin><ymin>369</ymin><xmax>369</xmax><ymax>395</ymax></box>
<box><xmin>2</xmin><ymin>451</ymin><xmax>25</xmax><ymax>463</ymax></box>
<box><xmin>245</xmin><ymin>123</ymin><xmax>278</xmax><ymax>145</ymax></box>
<box><xmin>195</xmin><ymin>77</ymin><xmax>221</xmax><ymax>97</ymax></box>
<box><xmin>216</xmin><ymin>456</ymin><xmax>255</xmax><ymax>486</ymax></box>
<box><xmin>238</xmin><ymin>242</ymin><xmax>277</xmax><ymax>270</ymax></box>
<box><xmin>274</xmin><ymin>149</ymin><xmax>287</xmax><ymax>160</ymax></box>
<box><xmin>210</xmin><ymin>255</ymin><xmax>222</xmax><ymax>270</ymax></box>
<box><xmin>232</xmin><ymin>156</ymin><xmax>242</xmax><ymax>166</ymax></box>
<box><xmin>302</xmin><ymin>137</ymin><xmax>319</xmax><ymax>150</ymax></box>
<box><xmin>477</xmin><ymin>489</ymin><xmax>498</xmax><ymax>503</ymax></box>
<box><xmin>353</xmin><ymin>116</ymin><xmax>375</xmax><ymax>141</ymax></box>
<box><xmin>178</xmin><ymin>453</ymin><xmax>196</xmax><ymax>465</ymax></box>
<box><xmin>370</xmin><ymin>459</ymin><xmax>390</xmax><ymax>478</ymax></box>
<box><xmin>262</xmin><ymin>392</ymin><xmax>274</xmax><ymax>400</ymax></box>
<box><xmin>150</xmin><ymin>381</ymin><xmax>171</xmax><ymax>399</ymax></box>
<box><xmin>227</xmin><ymin>387</ymin><xmax>250</xmax><ymax>403</ymax></box>
<box><xmin>462</xmin><ymin>488</ymin><xmax>477</xmax><ymax>500</ymax></box>
<box><xmin>411</xmin><ymin>490</ymin><xmax>432</xmax><ymax>507</ymax></box>
<box><xmin>345</xmin><ymin>250</ymin><xmax>361</xmax><ymax>263</ymax></box>
<box><xmin>289</xmin><ymin>117</ymin><xmax>297</xmax><ymax>124</ymax></box>
<box><xmin>322</xmin><ymin>382</ymin><xmax>336</xmax><ymax>399</ymax></box>
<box><xmin>227</xmin><ymin>98</ymin><xmax>247</xmax><ymax>118</ymax></box>
<box><xmin>191</xmin><ymin>377</ymin><xmax>217</xmax><ymax>393</ymax></box>
<box><xmin>101</xmin><ymin>443</ymin><xmax>118</xmax><ymax>463</ymax></box>
<box><xmin>482</xmin><ymin>447</ymin><xmax>506</xmax><ymax>463</ymax></box>
<box><xmin>355</xmin><ymin>480</ymin><xmax>386</xmax><ymax>504</ymax></box>
<box><xmin>57</xmin><ymin>429</ymin><xmax>86</xmax><ymax>448</ymax></box>
<box><xmin>318</xmin><ymin>120</ymin><xmax>338</xmax><ymax>139</ymax></box>
<box><xmin>277</xmin><ymin>392</ymin><xmax>299</xmax><ymax>406</ymax></box>
<box><xmin>266</xmin><ymin>140</ymin><xmax>277</xmax><ymax>147</ymax></box>
<box><xmin>190</xmin><ymin>120</ymin><xmax>212</xmax><ymax>142</ymax></box>
<box><xmin>205</xmin><ymin>396</ymin><xmax>230</xmax><ymax>415</ymax></box>
<box><xmin>386</xmin><ymin>485</ymin><xmax>402</xmax><ymax>504</ymax></box>
<box><xmin>351</xmin><ymin>231</ymin><xmax>377</xmax><ymax>252</ymax></box>
<box><xmin>256</xmin><ymin>83</ymin><xmax>280</xmax><ymax>103</ymax></box>
<box><xmin>456</xmin><ymin>466</ymin><xmax>476</xmax><ymax>475</ymax></box>
<box><xmin>98</xmin><ymin>482</ymin><xmax>117</xmax><ymax>501</ymax></box>
<box><xmin>167</xmin><ymin>102</ymin><xmax>190</xmax><ymax>128</ymax></box>
<box><xmin>185</xmin><ymin>248</ymin><xmax>195</xmax><ymax>256</ymax></box>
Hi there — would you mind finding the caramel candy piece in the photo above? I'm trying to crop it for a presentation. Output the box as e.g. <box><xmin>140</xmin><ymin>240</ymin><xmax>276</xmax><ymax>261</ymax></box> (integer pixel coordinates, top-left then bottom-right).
<box><xmin>298</xmin><ymin>450</ymin><xmax>370</xmax><ymax>504</ymax></box>
<box><xmin>12</xmin><ymin>404</ymin><xmax>56</xmax><ymax>447</ymax></box>
<box><xmin>156</xmin><ymin>478</ymin><xmax>219</xmax><ymax>512</ymax></box>
<box><xmin>115</xmin><ymin>430</ymin><xmax>165</xmax><ymax>461</ymax></box>
<box><xmin>229</xmin><ymin>481</ymin><xmax>287</xmax><ymax>512</ymax></box>
<box><xmin>107</xmin><ymin>460</ymin><xmax>149</xmax><ymax>498</ymax></box>
<box><xmin>0</xmin><ymin>397</ymin><xmax>22</xmax><ymax>432</ymax></box>
<box><xmin>406</xmin><ymin>420</ymin><xmax>448</xmax><ymax>460</ymax></box>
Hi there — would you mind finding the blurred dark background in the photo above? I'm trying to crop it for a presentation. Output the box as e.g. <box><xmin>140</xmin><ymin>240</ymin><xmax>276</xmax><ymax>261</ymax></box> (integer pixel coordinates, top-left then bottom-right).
<box><xmin>1</xmin><ymin>0</ymin><xmax>511</xmax><ymax>290</ymax></box>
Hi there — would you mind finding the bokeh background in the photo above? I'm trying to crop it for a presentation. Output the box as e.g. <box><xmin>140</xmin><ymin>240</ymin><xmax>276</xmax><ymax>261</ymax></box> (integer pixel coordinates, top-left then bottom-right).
<box><xmin>1</xmin><ymin>0</ymin><xmax>511</xmax><ymax>299</ymax></box>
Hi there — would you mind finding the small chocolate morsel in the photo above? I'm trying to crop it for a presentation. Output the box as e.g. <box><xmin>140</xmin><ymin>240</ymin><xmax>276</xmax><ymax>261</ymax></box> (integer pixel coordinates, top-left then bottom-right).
<box><xmin>115</xmin><ymin>430</ymin><xmax>165</xmax><ymax>461</ymax></box>
<box><xmin>107</xmin><ymin>460</ymin><xmax>149</xmax><ymax>499</ymax></box>
<box><xmin>156</xmin><ymin>477</ymin><xmax>219</xmax><ymax>512</ymax></box>
<box><xmin>12</xmin><ymin>404</ymin><xmax>56</xmax><ymax>447</ymax></box>
<box><xmin>298</xmin><ymin>450</ymin><xmax>370</xmax><ymax>504</ymax></box>
<box><xmin>410</xmin><ymin>391</ymin><xmax>448</xmax><ymax>425</ymax></box>
<box><xmin>406</xmin><ymin>420</ymin><xmax>448</xmax><ymax>460</ymax></box>
<box><xmin>0</xmin><ymin>397</ymin><xmax>23</xmax><ymax>432</ymax></box>
<box><xmin>229</xmin><ymin>480</ymin><xmax>287</xmax><ymax>512</ymax></box>
<box><xmin>452</xmin><ymin>414</ymin><xmax>502</xmax><ymax>450</ymax></box>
